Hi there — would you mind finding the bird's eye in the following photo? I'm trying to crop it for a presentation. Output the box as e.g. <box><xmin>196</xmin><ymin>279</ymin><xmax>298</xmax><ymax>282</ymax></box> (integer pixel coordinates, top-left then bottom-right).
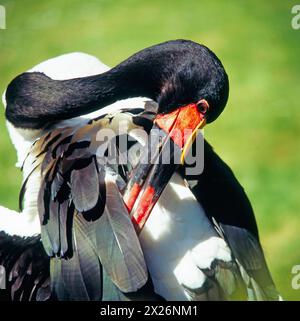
<box><xmin>196</xmin><ymin>99</ymin><xmax>209</xmax><ymax>114</ymax></box>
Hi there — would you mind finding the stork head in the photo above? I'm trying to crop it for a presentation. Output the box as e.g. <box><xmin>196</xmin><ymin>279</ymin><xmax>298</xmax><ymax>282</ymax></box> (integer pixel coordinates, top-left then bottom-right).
<box><xmin>124</xmin><ymin>40</ymin><xmax>229</xmax><ymax>231</ymax></box>
<box><xmin>156</xmin><ymin>42</ymin><xmax>229</xmax><ymax>124</ymax></box>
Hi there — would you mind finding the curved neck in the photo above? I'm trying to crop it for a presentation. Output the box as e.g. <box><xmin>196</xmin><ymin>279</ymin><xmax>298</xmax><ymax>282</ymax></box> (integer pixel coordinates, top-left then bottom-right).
<box><xmin>49</xmin><ymin>40</ymin><xmax>185</xmax><ymax>117</ymax></box>
<box><xmin>60</xmin><ymin>59</ymin><xmax>162</xmax><ymax>117</ymax></box>
<box><xmin>5</xmin><ymin>40</ymin><xmax>226</xmax><ymax>129</ymax></box>
<box><xmin>6</xmin><ymin>44</ymin><xmax>171</xmax><ymax>129</ymax></box>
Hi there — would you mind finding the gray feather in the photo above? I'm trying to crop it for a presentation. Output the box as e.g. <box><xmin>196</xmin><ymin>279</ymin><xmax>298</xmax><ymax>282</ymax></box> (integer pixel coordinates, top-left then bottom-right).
<box><xmin>92</xmin><ymin>176</ymin><xmax>148</xmax><ymax>293</ymax></box>
<box><xmin>70</xmin><ymin>159</ymin><xmax>99</xmax><ymax>212</ymax></box>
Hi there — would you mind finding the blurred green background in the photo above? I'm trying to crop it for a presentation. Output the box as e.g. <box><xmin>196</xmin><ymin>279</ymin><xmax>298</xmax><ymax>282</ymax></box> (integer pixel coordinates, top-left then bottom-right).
<box><xmin>0</xmin><ymin>0</ymin><xmax>299</xmax><ymax>300</ymax></box>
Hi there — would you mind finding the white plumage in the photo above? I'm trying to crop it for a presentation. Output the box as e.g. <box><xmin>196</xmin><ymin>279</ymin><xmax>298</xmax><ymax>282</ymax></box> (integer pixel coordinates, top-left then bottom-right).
<box><xmin>1</xmin><ymin>52</ymin><xmax>241</xmax><ymax>300</ymax></box>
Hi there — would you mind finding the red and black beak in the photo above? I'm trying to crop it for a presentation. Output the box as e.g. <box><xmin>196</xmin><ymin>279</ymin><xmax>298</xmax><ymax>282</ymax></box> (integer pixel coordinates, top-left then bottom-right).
<box><xmin>123</xmin><ymin>100</ymin><xmax>208</xmax><ymax>233</ymax></box>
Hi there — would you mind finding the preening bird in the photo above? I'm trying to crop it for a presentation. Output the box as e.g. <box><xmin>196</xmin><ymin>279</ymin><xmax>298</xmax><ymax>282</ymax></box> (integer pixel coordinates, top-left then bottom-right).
<box><xmin>0</xmin><ymin>40</ymin><xmax>280</xmax><ymax>301</ymax></box>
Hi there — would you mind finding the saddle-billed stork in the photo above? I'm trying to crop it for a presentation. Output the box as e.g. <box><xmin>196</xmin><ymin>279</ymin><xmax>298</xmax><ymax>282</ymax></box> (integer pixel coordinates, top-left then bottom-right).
<box><xmin>0</xmin><ymin>40</ymin><xmax>280</xmax><ymax>301</ymax></box>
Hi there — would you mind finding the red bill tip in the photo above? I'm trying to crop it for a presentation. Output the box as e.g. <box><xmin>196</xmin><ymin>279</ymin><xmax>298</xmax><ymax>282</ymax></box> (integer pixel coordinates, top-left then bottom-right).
<box><xmin>131</xmin><ymin>185</ymin><xmax>156</xmax><ymax>229</ymax></box>
<box><xmin>124</xmin><ymin>182</ymin><xmax>142</xmax><ymax>212</ymax></box>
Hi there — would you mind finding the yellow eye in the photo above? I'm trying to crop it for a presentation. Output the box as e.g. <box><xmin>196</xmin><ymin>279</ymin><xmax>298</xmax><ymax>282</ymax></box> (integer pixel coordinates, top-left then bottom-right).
<box><xmin>196</xmin><ymin>99</ymin><xmax>209</xmax><ymax>114</ymax></box>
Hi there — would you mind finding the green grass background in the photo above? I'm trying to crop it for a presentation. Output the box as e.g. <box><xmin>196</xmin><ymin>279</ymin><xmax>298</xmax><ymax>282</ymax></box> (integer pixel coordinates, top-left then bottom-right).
<box><xmin>0</xmin><ymin>0</ymin><xmax>299</xmax><ymax>300</ymax></box>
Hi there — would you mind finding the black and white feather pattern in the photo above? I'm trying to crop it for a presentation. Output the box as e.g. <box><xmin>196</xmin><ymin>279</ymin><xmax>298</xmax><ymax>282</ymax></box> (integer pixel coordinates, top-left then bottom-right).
<box><xmin>181</xmin><ymin>140</ymin><xmax>280</xmax><ymax>300</ymax></box>
<box><xmin>0</xmin><ymin>231</ymin><xmax>51</xmax><ymax>301</ymax></box>
<box><xmin>19</xmin><ymin>109</ymin><xmax>158</xmax><ymax>301</ymax></box>
<box><xmin>4</xmin><ymin>106</ymin><xmax>280</xmax><ymax>301</ymax></box>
